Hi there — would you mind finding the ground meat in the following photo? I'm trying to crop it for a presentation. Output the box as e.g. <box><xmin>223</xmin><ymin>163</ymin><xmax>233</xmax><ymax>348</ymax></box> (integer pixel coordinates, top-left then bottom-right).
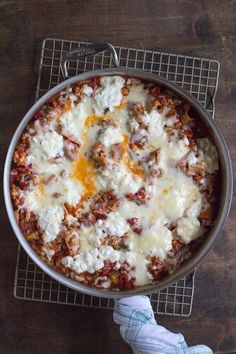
<box><xmin>13</xmin><ymin>146</ymin><xmax>27</xmax><ymax>166</ymax></box>
<box><xmin>127</xmin><ymin>102</ymin><xmax>150</xmax><ymax>148</ymax></box>
<box><xmin>117</xmin><ymin>271</ymin><xmax>134</xmax><ymax>289</ymax></box>
<box><xmin>176</xmin><ymin>150</ymin><xmax>205</xmax><ymax>182</ymax></box>
<box><xmin>64</xmin><ymin>230</ymin><xmax>80</xmax><ymax>256</ymax></box>
<box><xmin>57</xmin><ymin>125</ymin><xmax>81</xmax><ymax>145</ymax></box>
<box><xmin>127</xmin><ymin>218</ymin><xmax>142</xmax><ymax>235</ymax></box>
<box><xmin>145</xmin><ymin>149</ymin><xmax>164</xmax><ymax>178</ymax></box>
<box><xmin>10</xmin><ymin>166</ymin><xmax>38</xmax><ymax>190</ymax></box>
<box><xmin>104</xmin><ymin>266</ymin><xmax>134</xmax><ymax>290</ymax></box>
<box><xmin>10</xmin><ymin>75</ymin><xmax>219</xmax><ymax>291</ymax></box>
<box><xmin>13</xmin><ymin>133</ymin><xmax>30</xmax><ymax>166</ymax></box>
<box><xmin>51</xmin><ymin>237</ymin><xmax>69</xmax><ymax>262</ymax></box>
<box><xmin>78</xmin><ymin>191</ymin><xmax>120</xmax><ymax>226</ymax></box>
<box><xmin>63</xmin><ymin>138</ymin><xmax>80</xmax><ymax>161</ymax></box>
<box><xmin>109</xmin><ymin>143</ymin><xmax>124</xmax><ymax>161</ymax></box>
<box><xmin>44</xmin><ymin>174</ymin><xmax>59</xmax><ymax>185</ymax></box>
<box><xmin>128</xmin><ymin>102</ymin><xmax>145</xmax><ymax>120</ymax></box>
<box><xmin>148</xmin><ymin>87</ymin><xmax>181</xmax><ymax>112</ymax></box>
<box><xmin>168</xmin><ymin>238</ymin><xmax>184</xmax><ymax>257</ymax></box>
<box><xmin>148</xmin><ymin>85</ymin><xmax>161</xmax><ymax>98</ymax></box>
<box><xmin>122</xmin><ymin>86</ymin><xmax>129</xmax><ymax>96</ymax></box>
<box><xmin>128</xmin><ymin>102</ymin><xmax>149</xmax><ymax>130</ymax></box>
<box><xmin>73</xmin><ymin>84</ymin><xmax>84</xmax><ymax>98</ymax></box>
<box><xmin>102</xmin><ymin>235</ymin><xmax>128</xmax><ymax>250</ymax></box>
<box><xmin>88</xmin><ymin>77</ymin><xmax>99</xmax><ymax>91</ymax></box>
<box><xmin>130</xmin><ymin>129</ymin><xmax>148</xmax><ymax>149</ymax></box>
<box><xmin>10</xmin><ymin>185</ymin><xmax>25</xmax><ymax>209</ymax></box>
<box><xmin>78</xmin><ymin>212</ymin><xmax>97</xmax><ymax>226</ymax></box>
<box><xmin>91</xmin><ymin>191</ymin><xmax>120</xmax><ymax>218</ymax></box>
<box><xmin>33</xmin><ymin>100</ymin><xmax>61</xmax><ymax>124</ymax></box>
<box><xmin>126</xmin><ymin>187</ymin><xmax>151</xmax><ymax>205</ymax></box>
<box><xmin>198</xmin><ymin>205</ymin><xmax>214</xmax><ymax>227</ymax></box>
<box><xmin>91</xmin><ymin>141</ymin><xmax>108</xmax><ymax>166</ymax></box>
<box><xmin>64</xmin><ymin>202</ymin><xmax>83</xmax><ymax>218</ymax></box>
<box><xmin>18</xmin><ymin>210</ymin><xmax>39</xmax><ymax>236</ymax></box>
<box><xmin>147</xmin><ymin>257</ymin><xmax>167</xmax><ymax>280</ymax></box>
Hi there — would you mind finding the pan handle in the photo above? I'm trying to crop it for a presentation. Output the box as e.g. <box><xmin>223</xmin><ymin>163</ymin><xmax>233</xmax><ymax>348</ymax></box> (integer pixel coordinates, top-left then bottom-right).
<box><xmin>60</xmin><ymin>42</ymin><xmax>119</xmax><ymax>78</ymax></box>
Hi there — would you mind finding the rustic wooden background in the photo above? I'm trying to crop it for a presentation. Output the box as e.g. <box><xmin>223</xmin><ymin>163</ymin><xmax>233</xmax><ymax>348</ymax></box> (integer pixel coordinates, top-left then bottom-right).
<box><xmin>0</xmin><ymin>1</ymin><xmax>235</xmax><ymax>353</ymax></box>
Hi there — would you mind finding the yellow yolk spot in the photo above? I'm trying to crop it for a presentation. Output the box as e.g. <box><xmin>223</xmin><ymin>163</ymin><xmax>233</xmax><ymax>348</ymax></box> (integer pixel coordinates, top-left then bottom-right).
<box><xmin>84</xmin><ymin>115</ymin><xmax>105</xmax><ymax>129</ymax></box>
<box><xmin>81</xmin><ymin>115</ymin><xmax>105</xmax><ymax>153</ymax></box>
<box><xmin>162</xmin><ymin>186</ymin><xmax>173</xmax><ymax>195</ymax></box>
<box><xmin>121</xmin><ymin>134</ymin><xmax>145</xmax><ymax>180</ymax></box>
<box><xmin>127</xmin><ymin>160</ymin><xmax>145</xmax><ymax>179</ymax></box>
<box><xmin>60</xmin><ymin>99</ymin><xmax>73</xmax><ymax>115</ymax></box>
<box><xmin>116</xmin><ymin>101</ymin><xmax>126</xmax><ymax>110</ymax></box>
<box><xmin>122</xmin><ymin>134</ymin><xmax>129</xmax><ymax>147</ymax></box>
<box><xmin>38</xmin><ymin>178</ymin><xmax>44</xmax><ymax>196</ymax></box>
<box><xmin>72</xmin><ymin>156</ymin><xmax>97</xmax><ymax>198</ymax></box>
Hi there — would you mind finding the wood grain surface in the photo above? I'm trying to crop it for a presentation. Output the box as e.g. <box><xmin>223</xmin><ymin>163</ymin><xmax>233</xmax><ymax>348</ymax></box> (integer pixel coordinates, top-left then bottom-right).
<box><xmin>0</xmin><ymin>1</ymin><xmax>235</xmax><ymax>353</ymax></box>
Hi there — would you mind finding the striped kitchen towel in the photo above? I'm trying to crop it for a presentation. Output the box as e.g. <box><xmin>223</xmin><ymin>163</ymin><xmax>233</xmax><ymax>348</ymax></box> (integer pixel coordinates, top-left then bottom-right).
<box><xmin>114</xmin><ymin>296</ymin><xmax>213</xmax><ymax>354</ymax></box>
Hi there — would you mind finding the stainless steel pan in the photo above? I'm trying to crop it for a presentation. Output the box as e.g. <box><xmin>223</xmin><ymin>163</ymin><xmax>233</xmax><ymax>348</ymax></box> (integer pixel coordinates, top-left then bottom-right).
<box><xmin>4</xmin><ymin>43</ymin><xmax>233</xmax><ymax>298</ymax></box>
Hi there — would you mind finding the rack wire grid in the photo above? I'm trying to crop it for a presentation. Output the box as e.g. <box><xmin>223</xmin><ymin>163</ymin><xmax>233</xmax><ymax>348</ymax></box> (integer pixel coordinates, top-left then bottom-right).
<box><xmin>14</xmin><ymin>38</ymin><xmax>220</xmax><ymax>317</ymax></box>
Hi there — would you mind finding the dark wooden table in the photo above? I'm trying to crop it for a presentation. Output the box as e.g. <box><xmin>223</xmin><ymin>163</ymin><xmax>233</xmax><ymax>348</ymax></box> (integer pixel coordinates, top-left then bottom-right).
<box><xmin>0</xmin><ymin>1</ymin><xmax>235</xmax><ymax>353</ymax></box>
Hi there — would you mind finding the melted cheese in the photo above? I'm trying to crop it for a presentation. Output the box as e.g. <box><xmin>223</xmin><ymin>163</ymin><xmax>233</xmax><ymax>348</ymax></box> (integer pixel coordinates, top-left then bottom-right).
<box><xmin>124</xmin><ymin>82</ymin><xmax>148</xmax><ymax>105</ymax></box>
<box><xmin>147</xmin><ymin>110</ymin><xmax>189</xmax><ymax>160</ymax></box>
<box><xmin>60</xmin><ymin>97</ymin><xmax>93</xmax><ymax>143</ymax></box>
<box><xmin>118</xmin><ymin>169</ymin><xmax>200</xmax><ymax>224</ymax></box>
<box><xmin>20</xmin><ymin>75</ymin><xmax>218</xmax><ymax>286</ymax></box>
<box><xmin>101</xmin><ymin>126</ymin><xmax>124</xmax><ymax>147</ymax></box>
<box><xmin>93</xmin><ymin>76</ymin><xmax>125</xmax><ymax>115</ymax></box>
<box><xmin>38</xmin><ymin>205</ymin><xmax>64</xmax><ymax>243</ymax></box>
<box><xmin>95</xmin><ymin>212</ymin><xmax>130</xmax><ymax>238</ymax></box>
<box><xmin>27</xmin><ymin>130</ymin><xmax>64</xmax><ymax>163</ymax></box>
<box><xmin>96</xmin><ymin>163</ymin><xmax>143</xmax><ymax>195</ymax></box>
<box><xmin>137</xmin><ymin>223</ymin><xmax>173</xmax><ymax>260</ymax></box>
<box><xmin>121</xmin><ymin>135</ymin><xmax>145</xmax><ymax>179</ymax></box>
<box><xmin>177</xmin><ymin>217</ymin><xmax>203</xmax><ymax>244</ymax></box>
<box><xmin>62</xmin><ymin>245</ymin><xmax>122</xmax><ymax>274</ymax></box>
<box><xmin>197</xmin><ymin>138</ymin><xmax>218</xmax><ymax>173</ymax></box>
<box><xmin>84</xmin><ymin>115</ymin><xmax>104</xmax><ymax>129</ymax></box>
<box><xmin>23</xmin><ymin>188</ymin><xmax>41</xmax><ymax>212</ymax></box>
<box><xmin>82</xmin><ymin>85</ymin><xmax>93</xmax><ymax>96</ymax></box>
<box><xmin>43</xmin><ymin>176</ymin><xmax>83</xmax><ymax>205</ymax></box>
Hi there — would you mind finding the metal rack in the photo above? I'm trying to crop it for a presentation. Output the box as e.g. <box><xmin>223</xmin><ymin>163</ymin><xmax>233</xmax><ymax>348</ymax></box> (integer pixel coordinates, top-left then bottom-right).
<box><xmin>15</xmin><ymin>245</ymin><xmax>195</xmax><ymax>316</ymax></box>
<box><xmin>14</xmin><ymin>38</ymin><xmax>220</xmax><ymax>317</ymax></box>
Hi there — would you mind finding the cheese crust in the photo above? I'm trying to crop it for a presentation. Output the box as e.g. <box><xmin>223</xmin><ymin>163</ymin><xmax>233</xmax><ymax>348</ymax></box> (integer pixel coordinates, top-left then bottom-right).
<box><xmin>11</xmin><ymin>75</ymin><xmax>219</xmax><ymax>290</ymax></box>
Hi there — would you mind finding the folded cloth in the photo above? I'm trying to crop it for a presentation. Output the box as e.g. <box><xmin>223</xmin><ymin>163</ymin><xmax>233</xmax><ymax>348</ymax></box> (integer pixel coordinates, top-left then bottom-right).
<box><xmin>113</xmin><ymin>296</ymin><xmax>213</xmax><ymax>354</ymax></box>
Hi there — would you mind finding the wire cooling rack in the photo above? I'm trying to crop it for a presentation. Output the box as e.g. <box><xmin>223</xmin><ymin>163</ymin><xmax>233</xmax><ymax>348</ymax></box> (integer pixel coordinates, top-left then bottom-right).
<box><xmin>14</xmin><ymin>38</ymin><xmax>220</xmax><ymax>317</ymax></box>
<box><xmin>15</xmin><ymin>245</ymin><xmax>195</xmax><ymax>316</ymax></box>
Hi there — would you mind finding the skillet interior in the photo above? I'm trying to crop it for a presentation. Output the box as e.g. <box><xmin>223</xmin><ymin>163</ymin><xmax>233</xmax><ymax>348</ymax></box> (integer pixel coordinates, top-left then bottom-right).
<box><xmin>4</xmin><ymin>68</ymin><xmax>233</xmax><ymax>298</ymax></box>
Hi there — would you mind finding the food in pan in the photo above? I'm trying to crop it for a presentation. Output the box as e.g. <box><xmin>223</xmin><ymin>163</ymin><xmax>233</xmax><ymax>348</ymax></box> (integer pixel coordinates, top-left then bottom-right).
<box><xmin>10</xmin><ymin>75</ymin><xmax>219</xmax><ymax>290</ymax></box>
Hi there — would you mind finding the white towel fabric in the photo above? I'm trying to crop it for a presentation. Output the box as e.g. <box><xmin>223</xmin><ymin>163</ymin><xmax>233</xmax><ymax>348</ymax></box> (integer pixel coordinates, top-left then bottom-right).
<box><xmin>113</xmin><ymin>296</ymin><xmax>213</xmax><ymax>354</ymax></box>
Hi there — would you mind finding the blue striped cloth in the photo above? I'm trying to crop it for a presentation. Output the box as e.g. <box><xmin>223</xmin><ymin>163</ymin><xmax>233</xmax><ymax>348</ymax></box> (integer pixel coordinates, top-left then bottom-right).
<box><xmin>113</xmin><ymin>296</ymin><xmax>213</xmax><ymax>354</ymax></box>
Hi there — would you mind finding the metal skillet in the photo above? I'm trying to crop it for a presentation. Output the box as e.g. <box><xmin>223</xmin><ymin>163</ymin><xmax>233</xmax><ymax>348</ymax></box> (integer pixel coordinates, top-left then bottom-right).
<box><xmin>4</xmin><ymin>43</ymin><xmax>233</xmax><ymax>298</ymax></box>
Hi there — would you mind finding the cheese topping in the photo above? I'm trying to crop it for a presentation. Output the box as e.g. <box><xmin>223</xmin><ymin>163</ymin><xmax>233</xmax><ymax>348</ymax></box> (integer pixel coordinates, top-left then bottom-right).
<box><xmin>94</xmin><ymin>76</ymin><xmax>125</xmax><ymax>115</ymax></box>
<box><xmin>177</xmin><ymin>217</ymin><xmax>203</xmax><ymax>244</ymax></box>
<box><xmin>129</xmin><ymin>222</ymin><xmax>173</xmax><ymax>260</ymax></box>
<box><xmin>101</xmin><ymin>126</ymin><xmax>124</xmax><ymax>147</ymax></box>
<box><xmin>28</xmin><ymin>130</ymin><xmax>64</xmax><ymax>163</ymax></box>
<box><xmin>96</xmin><ymin>164</ymin><xmax>143</xmax><ymax>195</ymax></box>
<box><xmin>12</xmin><ymin>75</ymin><xmax>219</xmax><ymax>290</ymax></box>
<box><xmin>38</xmin><ymin>205</ymin><xmax>64</xmax><ymax>243</ymax></box>
<box><xmin>95</xmin><ymin>212</ymin><xmax>130</xmax><ymax>238</ymax></box>
<box><xmin>197</xmin><ymin>138</ymin><xmax>218</xmax><ymax>173</ymax></box>
<box><xmin>82</xmin><ymin>84</ymin><xmax>93</xmax><ymax>96</ymax></box>
<box><xmin>61</xmin><ymin>245</ymin><xmax>134</xmax><ymax>274</ymax></box>
<box><xmin>60</xmin><ymin>97</ymin><xmax>93</xmax><ymax>143</ymax></box>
